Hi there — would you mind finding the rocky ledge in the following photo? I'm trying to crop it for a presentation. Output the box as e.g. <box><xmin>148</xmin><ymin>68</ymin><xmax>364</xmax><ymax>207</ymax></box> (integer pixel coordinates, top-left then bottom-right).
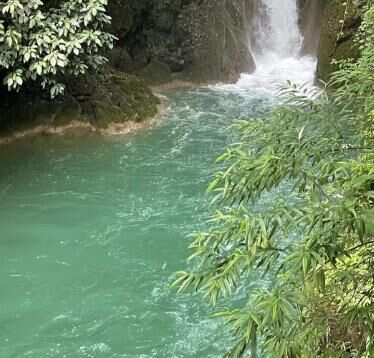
<box><xmin>0</xmin><ymin>69</ymin><xmax>160</xmax><ymax>142</ymax></box>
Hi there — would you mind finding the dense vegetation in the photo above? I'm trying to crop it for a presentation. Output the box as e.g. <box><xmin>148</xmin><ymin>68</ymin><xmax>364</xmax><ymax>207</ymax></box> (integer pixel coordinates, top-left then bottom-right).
<box><xmin>0</xmin><ymin>0</ymin><xmax>115</xmax><ymax>97</ymax></box>
<box><xmin>175</xmin><ymin>2</ymin><xmax>374</xmax><ymax>357</ymax></box>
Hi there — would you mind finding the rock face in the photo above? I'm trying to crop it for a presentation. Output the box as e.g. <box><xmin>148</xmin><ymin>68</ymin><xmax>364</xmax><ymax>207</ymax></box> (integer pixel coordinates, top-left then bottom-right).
<box><xmin>108</xmin><ymin>0</ymin><xmax>255</xmax><ymax>84</ymax></box>
<box><xmin>299</xmin><ymin>0</ymin><xmax>326</xmax><ymax>56</ymax></box>
<box><xmin>316</xmin><ymin>0</ymin><xmax>366</xmax><ymax>81</ymax></box>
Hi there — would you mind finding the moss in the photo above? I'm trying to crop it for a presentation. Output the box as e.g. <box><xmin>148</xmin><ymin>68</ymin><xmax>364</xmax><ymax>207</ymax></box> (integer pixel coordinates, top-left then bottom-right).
<box><xmin>334</xmin><ymin>36</ymin><xmax>361</xmax><ymax>62</ymax></box>
<box><xmin>78</xmin><ymin>69</ymin><xmax>160</xmax><ymax>128</ymax></box>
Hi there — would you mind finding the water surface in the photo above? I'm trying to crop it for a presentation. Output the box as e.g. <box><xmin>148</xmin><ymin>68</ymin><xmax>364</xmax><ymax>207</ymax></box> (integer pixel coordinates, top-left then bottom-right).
<box><xmin>0</xmin><ymin>56</ymin><xmax>316</xmax><ymax>357</ymax></box>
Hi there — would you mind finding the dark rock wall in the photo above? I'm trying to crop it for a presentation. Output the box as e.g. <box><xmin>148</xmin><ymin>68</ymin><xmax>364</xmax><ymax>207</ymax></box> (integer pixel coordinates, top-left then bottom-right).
<box><xmin>316</xmin><ymin>0</ymin><xmax>366</xmax><ymax>81</ymax></box>
<box><xmin>108</xmin><ymin>0</ymin><xmax>255</xmax><ymax>85</ymax></box>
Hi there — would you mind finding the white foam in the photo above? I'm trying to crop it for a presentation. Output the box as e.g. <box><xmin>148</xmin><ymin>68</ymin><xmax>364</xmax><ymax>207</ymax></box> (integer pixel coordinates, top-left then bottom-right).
<box><xmin>209</xmin><ymin>0</ymin><xmax>317</xmax><ymax>97</ymax></box>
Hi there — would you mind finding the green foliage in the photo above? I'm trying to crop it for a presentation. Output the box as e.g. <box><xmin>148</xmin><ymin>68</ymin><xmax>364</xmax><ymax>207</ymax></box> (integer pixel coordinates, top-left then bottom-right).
<box><xmin>174</xmin><ymin>2</ymin><xmax>374</xmax><ymax>357</ymax></box>
<box><xmin>0</xmin><ymin>0</ymin><xmax>116</xmax><ymax>97</ymax></box>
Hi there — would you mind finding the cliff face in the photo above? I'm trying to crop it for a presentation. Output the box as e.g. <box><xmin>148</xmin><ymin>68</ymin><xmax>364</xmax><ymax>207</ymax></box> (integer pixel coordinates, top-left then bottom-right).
<box><xmin>316</xmin><ymin>0</ymin><xmax>366</xmax><ymax>81</ymax></box>
<box><xmin>108</xmin><ymin>0</ymin><xmax>255</xmax><ymax>84</ymax></box>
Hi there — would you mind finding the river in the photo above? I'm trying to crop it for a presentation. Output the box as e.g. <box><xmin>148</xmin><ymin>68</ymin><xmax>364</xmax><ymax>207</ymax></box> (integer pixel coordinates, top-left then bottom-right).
<box><xmin>0</xmin><ymin>1</ymin><xmax>318</xmax><ymax>357</ymax></box>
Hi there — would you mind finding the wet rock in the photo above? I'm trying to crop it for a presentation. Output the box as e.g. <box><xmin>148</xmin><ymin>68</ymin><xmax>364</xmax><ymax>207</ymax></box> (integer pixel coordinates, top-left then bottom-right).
<box><xmin>299</xmin><ymin>0</ymin><xmax>326</xmax><ymax>56</ymax></box>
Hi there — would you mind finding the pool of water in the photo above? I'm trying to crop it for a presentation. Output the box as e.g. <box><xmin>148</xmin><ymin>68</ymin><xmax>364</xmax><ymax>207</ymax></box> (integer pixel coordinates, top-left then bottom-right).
<box><xmin>0</xmin><ymin>56</ymin><xmax>316</xmax><ymax>357</ymax></box>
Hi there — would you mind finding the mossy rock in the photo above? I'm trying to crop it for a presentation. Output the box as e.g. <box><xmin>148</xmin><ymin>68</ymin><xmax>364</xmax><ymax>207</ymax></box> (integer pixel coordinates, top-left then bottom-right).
<box><xmin>0</xmin><ymin>68</ymin><xmax>160</xmax><ymax>135</ymax></box>
<box><xmin>317</xmin><ymin>0</ymin><xmax>365</xmax><ymax>81</ymax></box>
<box><xmin>76</xmin><ymin>69</ymin><xmax>160</xmax><ymax>128</ymax></box>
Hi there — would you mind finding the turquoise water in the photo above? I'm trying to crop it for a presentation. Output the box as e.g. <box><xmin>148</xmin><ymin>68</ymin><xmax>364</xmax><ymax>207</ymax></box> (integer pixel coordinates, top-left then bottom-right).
<box><xmin>0</xmin><ymin>54</ymin><xmax>317</xmax><ymax>357</ymax></box>
<box><xmin>0</xmin><ymin>85</ymin><xmax>273</xmax><ymax>357</ymax></box>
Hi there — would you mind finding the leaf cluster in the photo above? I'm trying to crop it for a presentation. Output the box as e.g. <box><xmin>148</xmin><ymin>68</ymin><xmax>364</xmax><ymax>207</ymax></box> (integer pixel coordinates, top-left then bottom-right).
<box><xmin>0</xmin><ymin>0</ymin><xmax>116</xmax><ymax>97</ymax></box>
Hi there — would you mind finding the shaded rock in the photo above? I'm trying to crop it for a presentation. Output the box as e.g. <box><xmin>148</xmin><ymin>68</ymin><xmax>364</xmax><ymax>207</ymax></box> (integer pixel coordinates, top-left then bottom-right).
<box><xmin>299</xmin><ymin>0</ymin><xmax>326</xmax><ymax>56</ymax></box>
<box><xmin>107</xmin><ymin>47</ymin><xmax>134</xmax><ymax>72</ymax></box>
<box><xmin>108</xmin><ymin>0</ymin><xmax>255</xmax><ymax>84</ymax></box>
<box><xmin>174</xmin><ymin>0</ymin><xmax>255</xmax><ymax>83</ymax></box>
<box><xmin>317</xmin><ymin>0</ymin><xmax>366</xmax><ymax>81</ymax></box>
<box><xmin>0</xmin><ymin>90</ymin><xmax>81</xmax><ymax>135</ymax></box>
<box><xmin>139</xmin><ymin>61</ymin><xmax>173</xmax><ymax>85</ymax></box>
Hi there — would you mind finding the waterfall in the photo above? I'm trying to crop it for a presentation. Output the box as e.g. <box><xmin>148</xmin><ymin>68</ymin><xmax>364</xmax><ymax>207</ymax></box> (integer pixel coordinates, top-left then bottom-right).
<box><xmin>211</xmin><ymin>0</ymin><xmax>317</xmax><ymax>95</ymax></box>
<box><xmin>250</xmin><ymin>0</ymin><xmax>303</xmax><ymax>64</ymax></box>
<box><xmin>218</xmin><ymin>0</ymin><xmax>318</xmax><ymax>93</ymax></box>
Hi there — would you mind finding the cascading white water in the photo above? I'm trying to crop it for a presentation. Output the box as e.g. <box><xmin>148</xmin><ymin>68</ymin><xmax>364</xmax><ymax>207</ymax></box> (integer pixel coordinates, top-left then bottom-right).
<box><xmin>250</xmin><ymin>0</ymin><xmax>303</xmax><ymax>63</ymax></box>
<box><xmin>214</xmin><ymin>0</ymin><xmax>317</xmax><ymax>96</ymax></box>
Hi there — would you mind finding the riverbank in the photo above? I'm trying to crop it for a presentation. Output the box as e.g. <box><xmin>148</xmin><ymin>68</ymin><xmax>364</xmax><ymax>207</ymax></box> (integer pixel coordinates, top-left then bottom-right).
<box><xmin>0</xmin><ymin>102</ymin><xmax>166</xmax><ymax>146</ymax></box>
<box><xmin>0</xmin><ymin>78</ymin><xmax>202</xmax><ymax>146</ymax></box>
<box><xmin>0</xmin><ymin>70</ymin><xmax>164</xmax><ymax>146</ymax></box>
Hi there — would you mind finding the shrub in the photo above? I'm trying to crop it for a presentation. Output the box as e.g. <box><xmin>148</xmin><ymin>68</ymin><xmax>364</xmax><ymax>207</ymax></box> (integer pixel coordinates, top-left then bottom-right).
<box><xmin>0</xmin><ymin>0</ymin><xmax>116</xmax><ymax>97</ymax></box>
